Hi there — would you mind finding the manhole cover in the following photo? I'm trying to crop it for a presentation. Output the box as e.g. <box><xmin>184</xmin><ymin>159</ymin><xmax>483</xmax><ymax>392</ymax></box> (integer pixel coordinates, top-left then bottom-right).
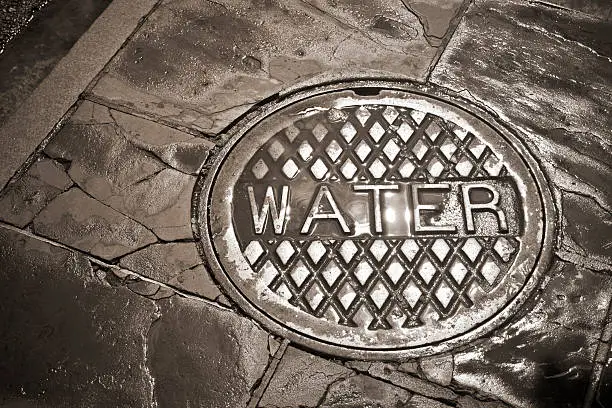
<box><xmin>194</xmin><ymin>81</ymin><xmax>554</xmax><ymax>359</ymax></box>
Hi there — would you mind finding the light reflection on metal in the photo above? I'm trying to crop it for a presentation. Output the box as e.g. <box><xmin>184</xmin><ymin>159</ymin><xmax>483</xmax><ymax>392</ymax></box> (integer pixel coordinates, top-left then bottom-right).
<box><xmin>193</xmin><ymin>81</ymin><xmax>555</xmax><ymax>360</ymax></box>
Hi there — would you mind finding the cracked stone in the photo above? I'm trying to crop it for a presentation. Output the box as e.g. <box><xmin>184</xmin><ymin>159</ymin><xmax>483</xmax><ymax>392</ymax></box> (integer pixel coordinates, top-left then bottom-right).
<box><xmin>407</xmin><ymin>395</ymin><xmax>453</xmax><ymax>408</ymax></box>
<box><xmin>560</xmin><ymin>192</ymin><xmax>612</xmax><ymax>269</ymax></box>
<box><xmin>109</xmin><ymin>108</ymin><xmax>214</xmax><ymax>175</ymax></box>
<box><xmin>90</xmin><ymin>0</ymin><xmax>438</xmax><ymax>134</ymax></box>
<box><xmin>259</xmin><ymin>346</ymin><xmax>353</xmax><ymax>407</ymax></box>
<box><xmin>0</xmin><ymin>156</ymin><xmax>72</xmax><ymax>227</ymax></box>
<box><xmin>127</xmin><ymin>280</ymin><xmax>162</xmax><ymax>297</ymax></box>
<box><xmin>148</xmin><ymin>296</ymin><xmax>269</xmax><ymax>408</ymax></box>
<box><xmin>0</xmin><ymin>227</ymin><xmax>158</xmax><ymax>406</ymax></box>
<box><xmin>32</xmin><ymin>187</ymin><xmax>157</xmax><ymax>260</ymax></box>
<box><xmin>404</xmin><ymin>0</ymin><xmax>464</xmax><ymax>43</ymax></box>
<box><xmin>359</xmin><ymin>362</ymin><xmax>458</xmax><ymax>402</ymax></box>
<box><xmin>430</xmin><ymin>0</ymin><xmax>612</xmax><ymax>274</ymax></box>
<box><xmin>451</xmin><ymin>260</ymin><xmax>612</xmax><ymax>408</ymax></box>
<box><xmin>598</xmin><ymin>350</ymin><xmax>612</xmax><ymax>406</ymax></box>
<box><xmin>45</xmin><ymin>101</ymin><xmax>200</xmax><ymax>241</ymax></box>
<box><xmin>119</xmin><ymin>242</ymin><xmax>222</xmax><ymax>300</ymax></box>
<box><xmin>456</xmin><ymin>395</ymin><xmax>511</xmax><ymax>408</ymax></box>
<box><xmin>319</xmin><ymin>374</ymin><xmax>413</xmax><ymax>408</ymax></box>
<box><xmin>540</xmin><ymin>0</ymin><xmax>612</xmax><ymax>20</ymax></box>
<box><xmin>419</xmin><ymin>354</ymin><xmax>454</xmax><ymax>386</ymax></box>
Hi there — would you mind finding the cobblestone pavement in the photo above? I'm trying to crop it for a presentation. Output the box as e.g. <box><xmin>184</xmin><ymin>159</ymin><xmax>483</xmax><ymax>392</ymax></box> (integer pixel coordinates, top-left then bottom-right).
<box><xmin>0</xmin><ymin>0</ymin><xmax>611</xmax><ymax>407</ymax></box>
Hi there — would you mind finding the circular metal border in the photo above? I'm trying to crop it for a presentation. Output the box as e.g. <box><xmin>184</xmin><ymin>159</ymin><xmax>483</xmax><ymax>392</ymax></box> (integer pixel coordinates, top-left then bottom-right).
<box><xmin>193</xmin><ymin>80</ymin><xmax>555</xmax><ymax>360</ymax></box>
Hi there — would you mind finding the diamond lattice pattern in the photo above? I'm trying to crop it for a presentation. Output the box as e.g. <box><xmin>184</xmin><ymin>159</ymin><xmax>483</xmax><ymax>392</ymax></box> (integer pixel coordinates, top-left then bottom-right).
<box><xmin>245</xmin><ymin>236</ymin><xmax>519</xmax><ymax>329</ymax></box>
<box><xmin>237</xmin><ymin>105</ymin><xmax>520</xmax><ymax>329</ymax></box>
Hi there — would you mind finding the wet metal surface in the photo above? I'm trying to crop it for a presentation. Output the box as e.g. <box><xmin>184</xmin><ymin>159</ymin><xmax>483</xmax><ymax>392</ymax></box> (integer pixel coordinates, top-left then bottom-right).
<box><xmin>195</xmin><ymin>81</ymin><xmax>555</xmax><ymax>359</ymax></box>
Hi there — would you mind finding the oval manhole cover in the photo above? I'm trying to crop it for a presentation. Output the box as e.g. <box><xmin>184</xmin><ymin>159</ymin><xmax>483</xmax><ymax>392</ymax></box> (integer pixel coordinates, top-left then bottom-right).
<box><xmin>194</xmin><ymin>81</ymin><xmax>554</xmax><ymax>359</ymax></box>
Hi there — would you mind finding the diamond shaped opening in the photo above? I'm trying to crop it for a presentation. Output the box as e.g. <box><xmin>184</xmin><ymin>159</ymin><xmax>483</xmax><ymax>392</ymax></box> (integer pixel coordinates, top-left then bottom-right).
<box><xmin>412</xmin><ymin>140</ymin><xmax>428</xmax><ymax>161</ymax></box>
<box><xmin>338</xmin><ymin>282</ymin><xmax>357</xmax><ymax>310</ymax></box>
<box><xmin>383</xmin><ymin>139</ymin><xmax>401</xmax><ymax>161</ymax></box>
<box><xmin>369</xmin><ymin>282</ymin><xmax>389</xmax><ymax>309</ymax></box>
<box><xmin>494</xmin><ymin>237</ymin><xmax>516</xmax><ymax>262</ymax></box>
<box><xmin>355</xmin><ymin>106</ymin><xmax>371</xmax><ymax>126</ymax></box>
<box><xmin>341</xmin><ymin>122</ymin><xmax>357</xmax><ymax>143</ymax></box>
<box><xmin>244</xmin><ymin>240</ymin><xmax>265</xmax><ymax>265</ymax></box>
<box><xmin>298</xmin><ymin>141</ymin><xmax>314</xmax><ymax>161</ymax></box>
<box><xmin>435</xmin><ymin>282</ymin><xmax>455</xmax><ymax>309</ymax></box>
<box><xmin>368</xmin><ymin>121</ymin><xmax>386</xmax><ymax>142</ymax></box>
<box><xmin>307</xmin><ymin>240</ymin><xmax>328</xmax><ymax>264</ymax></box>
<box><xmin>322</xmin><ymin>260</ymin><xmax>343</xmax><ymax>287</ymax></box>
<box><xmin>401</xmin><ymin>239</ymin><xmax>420</xmax><ymax>262</ymax></box>
<box><xmin>312</xmin><ymin>123</ymin><xmax>328</xmax><ymax>141</ymax></box>
<box><xmin>339</xmin><ymin>240</ymin><xmax>359</xmax><ymax>263</ymax></box>
<box><xmin>355</xmin><ymin>140</ymin><xmax>372</xmax><ymax>162</ymax></box>
<box><xmin>449</xmin><ymin>259</ymin><xmax>469</xmax><ymax>285</ymax></box>
<box><xmin>282</xmin><ymin>159</ymin><xmax>299</xmax><ymax>179</ymax></box>
<box><xmin>385</xmin><ymin>260</ymin><xmax>405</xmax><ymax>285</ymax></box>
<box><xmin>305</xmin><ymin>283</ymin><xmax>325</xmax><ymax>310</ymax></box>
<box><xmin>481</xmin><ymin>260</ymin><xmax>501</xmax><ymax>285</ymax></box>
<box><xmin>325</xmin><ymin>139</ymin><xmax>343</xmax><ymax>162</ymax></box>
<box><xmin>276</xmin><ymin>240</ymin><xmax>296</xmax><ymax>265</ymax></box>
<box><xmin>251</xmin><ymin>159</ymin><xmax>269</xmax><ymax>179</ymax></box>
<box><xmin>369</xmin><ymin>240</ymin><xmax>389</xmax><ymax>262</ymax></box>
<box><xmin>354</xmin><ymin>260</ymin><xmax>373</xmax><ymax>286</ymax></box>
<box><xmin>290</xmin><ymin>260</ymin><xmax>311</xmax><ymax>288</ymax></box>
<box><xmin>383</xmin><ymin>106</ymin><xmax>399</xmax><ymax>124</ymax></box>
<box><xmin>461</xmin><ymin>238</ymin><xmax>482</xmax><ymax>263</ymax></box>
<box><xmin>416</xmin><ymin>259</ymin><xmax>437</xmax><ymax>285</ymax></box>
<box><xmin>267</xmin><ymin>140</ymin><xmax>285</xmax><ymax>161</ymax></box>
<box><xmin>431</xmin><ymin>239</ymin><xmax>451</xmax><ymax>262</ymax></box>
<box><xmin>403</xmin><ymin>281</ymin><xmax>422</xmax><ymax>308</ymax></box>
<box><xmin>399</xmin><ymin>160</ymin><xmax>416</xmax><ymax>178</ymax></box>
<box><xmin>340</xmin><ymin>159</ymin><xmax>358</xmax><ymax>179</ymax></box>
<box><xmin>310</xmin><ymin>158</ymin><xmax>329</xmax><ymax>180</ymax></box>
<box><xmin>368</xmin><ymin>158</ymin><xmax>387</xmax><ymax>178</ymax></box>
<box><xmin>396</xmin><ymin>121</ymin><xmax>414</xmax><ymax>142</ymax></box>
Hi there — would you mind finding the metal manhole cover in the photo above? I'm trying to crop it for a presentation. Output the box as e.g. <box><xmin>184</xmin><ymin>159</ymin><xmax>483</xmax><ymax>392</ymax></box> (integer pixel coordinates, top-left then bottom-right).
<box><xmin>193</xmin><ymin>81</ymin><xmax>554</xmax><ymax>359</ymax></box>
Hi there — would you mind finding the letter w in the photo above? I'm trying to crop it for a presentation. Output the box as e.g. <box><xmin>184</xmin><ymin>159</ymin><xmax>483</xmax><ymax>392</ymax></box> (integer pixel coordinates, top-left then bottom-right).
<box><xmin>247</xmin><ymin>186</ymin><xmax>289</xmax><ymax>234</ymax></box>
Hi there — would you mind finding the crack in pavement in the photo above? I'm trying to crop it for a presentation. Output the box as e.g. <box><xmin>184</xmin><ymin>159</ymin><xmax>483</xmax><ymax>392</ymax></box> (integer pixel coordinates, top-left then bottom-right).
<box><xmin>0</xmin><ymin>221</ymin><xmax>233</xmax><ymax>311</ymax></box>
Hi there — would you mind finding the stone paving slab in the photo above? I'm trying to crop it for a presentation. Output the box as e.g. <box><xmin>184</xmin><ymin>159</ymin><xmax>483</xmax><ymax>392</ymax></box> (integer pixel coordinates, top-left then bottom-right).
<box><xmin>88</xmin><ymin>0</ymin><xmax>463</xmax><ymax>135</ymax></box>
<box><xmin>0</xmin><ymin>226</ymin><xmax>272</xmax><ymax>407</ymax></box>
<box><xmin>431</xmin><ymin>0</ymin><xmax>612</xmax><ymax>273</ymax></box>
<box><xmin>429</xmin><ymin>0</ymin><xmax>612</xmax><ymax>405</ymax></box>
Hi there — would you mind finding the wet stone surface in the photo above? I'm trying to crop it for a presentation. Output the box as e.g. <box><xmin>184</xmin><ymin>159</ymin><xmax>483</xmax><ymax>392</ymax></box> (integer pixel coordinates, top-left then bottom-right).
<box><xmin>431</xmin><ymin>0</ymin><xmax>612</xmax><ymax>272</ymax></box>
<box><xmin>87</xmin><ymin>0</ymin><xmax>459</xmax><ymax>134</ymax></box>
<box><xmin>0</xmin><ymin>227</ymin><xmax>158</xmax><ymax>406</ymax></box>
<box><xmin>119</xmin><ymin>242</ymin><xmax>223</xmax><ymax>300</ymax></box>
<box><xmin>0</xmin><ymin>226</ymin><xmax>272</xmax><ymax>407</ymax></box>
<box><xmin>0</xmin><ymin>100</ymin><xmax>216</xmax><ymax>262</ymax></box>
<box><xmin>451</xmin><ymin>260</ymin><xmax>611</xmax><ymax>408</ymax></box>
<box><xmin>259</xmin><ymin>346</ymin><xmax>441</xmax><ymax>408</ymax></box>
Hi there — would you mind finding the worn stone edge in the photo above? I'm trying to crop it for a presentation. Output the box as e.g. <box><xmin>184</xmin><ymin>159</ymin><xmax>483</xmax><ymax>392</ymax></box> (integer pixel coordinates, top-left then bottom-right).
<box><xmin>0</xmin><ymin>0</ymin><xmax>161</xmax><ymax>192</ymax></box>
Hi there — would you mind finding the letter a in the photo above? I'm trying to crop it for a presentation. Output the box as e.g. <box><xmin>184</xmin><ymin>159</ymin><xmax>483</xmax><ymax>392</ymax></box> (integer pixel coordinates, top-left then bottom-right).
<box><xmin>301</xmin><ymin>186</ymin><xmax>350</xmax><ymax>234</ymax></box>
<box><xmin>248</xmin><ymin>185</ymin><xmax>289</xmax><ymax>234</ymax></box>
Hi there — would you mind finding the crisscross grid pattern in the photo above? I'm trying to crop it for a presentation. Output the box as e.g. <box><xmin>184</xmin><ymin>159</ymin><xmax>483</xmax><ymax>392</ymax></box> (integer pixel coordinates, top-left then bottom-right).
<box><xmin>243</xmin><ymin>236</ymin><xmax>519</xmax><ymax>329</ymax></box>
<box><xmin>235</xmin><ymin>104</ymin><xmax>522</xmax><ymax>329</ymax></box>
<box><xmin>240</xmin><ymin>105</ymin><xmax>507</xmax><ymax>183</ymax></box>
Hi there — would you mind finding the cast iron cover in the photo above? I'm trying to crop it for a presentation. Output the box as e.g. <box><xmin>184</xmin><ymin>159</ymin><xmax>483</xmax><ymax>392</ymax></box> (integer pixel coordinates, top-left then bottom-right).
<box><xmin>193</xmin><ymin>81</ymin><xmax>554</xmax><ymax>359</ymax></box>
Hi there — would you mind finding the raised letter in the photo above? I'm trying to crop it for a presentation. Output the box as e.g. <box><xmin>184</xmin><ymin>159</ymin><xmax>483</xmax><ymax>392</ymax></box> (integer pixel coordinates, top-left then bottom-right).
<box><xmin>248</xmin><ymin>185</ymin><xmax>289</xmax><ymax>234</ymax></box>
<box><xmin>411</xmin><ymin>183</ymin><xmax>456</xmax><ymax>233</ymax></box>
<box><xmin>461</xmin><ymin>183</ymin><xmax>508</xmax><ymax>233</ymax></box>
<box><xmin>353</xmin><ymin>184</ymin><xmax>399</xmax><ymax>233</ymax></box>
<box><xmin>301</xmin><ymin>186</ymin><xmax>350</xmax><ymax>234</ymax></box>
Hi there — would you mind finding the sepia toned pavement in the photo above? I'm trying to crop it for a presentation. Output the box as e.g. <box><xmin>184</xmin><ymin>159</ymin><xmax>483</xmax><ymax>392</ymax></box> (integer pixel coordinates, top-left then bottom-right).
<box><xmin>0</xmin><ymin>1</ymin><xmax>611</xmax><ymax>407</ymax></box>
